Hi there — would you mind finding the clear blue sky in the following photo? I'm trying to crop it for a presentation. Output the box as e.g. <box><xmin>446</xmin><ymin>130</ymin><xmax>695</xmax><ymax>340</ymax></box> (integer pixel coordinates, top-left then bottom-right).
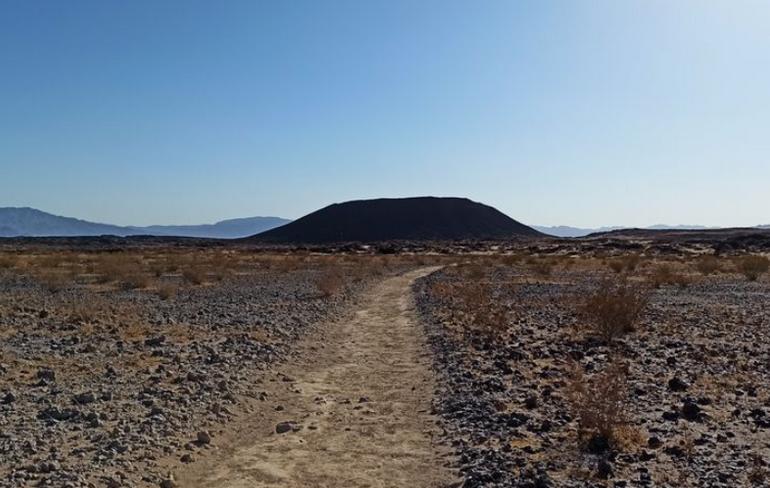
<box><xmin>1</xmin><ymin>0</ymin><xmax>768</xmax><ymax>227</ymax></box>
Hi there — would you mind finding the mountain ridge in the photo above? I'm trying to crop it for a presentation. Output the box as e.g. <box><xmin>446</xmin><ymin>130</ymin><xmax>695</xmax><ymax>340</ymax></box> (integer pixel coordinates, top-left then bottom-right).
<box><xmin>535</xmin><ymin>224</ymin><xmax>743</xmax><ymax>238</ymax></box>
<box><xmin>0</xmin><ymin>207</ymin><xmax>289</xmax><ymax>238</ymax></box>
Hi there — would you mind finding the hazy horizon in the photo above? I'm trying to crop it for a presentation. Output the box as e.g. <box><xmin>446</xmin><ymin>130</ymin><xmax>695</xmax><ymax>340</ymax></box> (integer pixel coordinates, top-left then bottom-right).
<box><xmin>3</xmin><ymin>1</ymin><xmax>769</xmax><ymax>228</ymax></box>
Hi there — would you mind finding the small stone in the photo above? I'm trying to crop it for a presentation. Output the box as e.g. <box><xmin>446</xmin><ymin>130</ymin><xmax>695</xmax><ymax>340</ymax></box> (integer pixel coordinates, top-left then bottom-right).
<box><xmin>73</xmin><ymin>391</ymin><xmax>96</xmax><ymax>405</ymax></box>
<box><xmin>587</xmin><ymin>434</ymin><xmax>610</xmax><ymax>454</ymax></box>
<box><xmin>597</xmin><ymin>459</ymin><xmax>613</xmax><ymax>479</ymax></box>
<box><xmin>104</xmin><ymin>477</ymin><xmax>121</xmax><ymax>488</ymax></box>
<box><xmin>668</xmin><ymin>377</ymin><xmax>689</xmax><ymax>392</ymax></box>
<box><xmin>36</xmin><ymin>368</ymin><xmax>55</xmax><ymax>383</ymax></box>
<box><xmin>196</xmin><ymin>431</ymin><xmax>211</xmax><ymax>445</ymax></box>
<box><xmin>682</xmin><ymin>400</ymin><xmax>702</xmax><ymax>421</ymax></box>
<box><xmin>145</xmin><ymin>336</ymin><xmax>166</xmax><ymax>347</ymax></box>
<box><xmin>662</xmin><ymin>410</ymin><xmax>680</xmax><ymax>422</ymax></box>
<box><xmin>647</xmin><ymin>436</ymin><xmax>663</xmax><ymax>449</ymax></box>
<box><xmin>37</xmin><ymin>461</ymin><xmax>58</xmax><ymax>473</ymax></box>
<box><xmin>275</xmin><ymin>421</ymin><xmax>294</xmax><ymax>434</ymax></box>
<box><xmin>524</xmin><ymin>395</ymin><xmax>538</xmax><ymax>409</ymax></box>
<box><xmin>180</xmin><ymin>454</ymin><xmax>194</xmax><ymax>463</ymax></box>
<box><xmin>1</xmin><ymin>391</ymin><xmax>16</xmax><ymax>404</ymax></box>
<box><xmin>159</xmin><ymin>479</ymin><xmax>177</xmax><ymax>488</ymax></box>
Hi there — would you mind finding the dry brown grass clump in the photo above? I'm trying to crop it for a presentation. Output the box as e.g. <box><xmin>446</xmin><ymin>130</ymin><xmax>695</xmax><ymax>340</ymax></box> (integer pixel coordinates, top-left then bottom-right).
<box><xmin>608</xmin><ymin>254</ymin><xmax>642</xmax><ymax>274</ymax></box>
<box><xmin>649</xmin><ymin>263</ymin><xmax>691</xmax><ymax>288</ymax></box>
<box><xmin>526</xmin><ymin>257</ymin><xmax>555</xmax><ymax>278</ymax></box>
<box><xmin>693</xmin><ymin>255</ymin><xmax>721</xmax><ymax>275</ymax></box>
<box><xmin>499</xmin><ymin>254</ymin><xmax>522</xmax><ymax>266</ymax></box>
<box><xmin>60</xmin><ymin>293</ymin><xmax>112</xmax><ymax>325</ymax></box>
<box><xmin>317</xmin><ymin>269</ymin><xmax>345</xmax><ymax>297</ymax></box>
<box><xmin>733</xmin><ymin>255</ymin><xmax>770</xmax><ymax>281</ymax></box>
<box><xmin>119</xmin><ymin>273</ymin><xmax>151</xmax><ymax>290</ymax></box>
<box><xmin>36</xmin><ymin>271</ymin><xmax>68</xmax><ymax>293</ymax></box>
<box><xmin>157</xmin><ymin>283</ymin><xmax>178</xmax><ymax>300</ymax></box>
<box><xmin>182</xmin><ymin>267</ymin><xmax>206</xmax><ymax>285</ymax></box>
<box><xmin>94</xmin><ymin>253</ymin><xmax>134</xmax><ymax>281</ymax></box>
<box><xmin>567</xmin><ymin>360</ymin><xmax>630</xmax><ymax>452</ymax></box>
<box><xmin>580</xmin><ymin>278</ymin><xmax>649</xmax><ymax>344</ymax></box>
<box><xmin>608</xmin><ymin>259</ymin><xmax>625</xmax><ymax>274</ymax></box>
<box><xmin>461</xmin><ymin>281</ymin><xmax>508</xmax><ymax>340</ymax></box>
<box><xmin>0</xmin><ymin>254</ymin><xmax>19</xmax><ymax>269</ymax></box>
<box><xmin>430</xmin><ymin>265</ymin><xmax>510</xmax><ymax>341</ymax></box>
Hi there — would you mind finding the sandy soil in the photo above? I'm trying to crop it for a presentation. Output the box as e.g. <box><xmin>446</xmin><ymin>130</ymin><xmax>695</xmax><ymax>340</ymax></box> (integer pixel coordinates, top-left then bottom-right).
<box><xmin>175</xmin><ymin>267</ymin><xmax>458</xmax><ymax>488</ymax></box>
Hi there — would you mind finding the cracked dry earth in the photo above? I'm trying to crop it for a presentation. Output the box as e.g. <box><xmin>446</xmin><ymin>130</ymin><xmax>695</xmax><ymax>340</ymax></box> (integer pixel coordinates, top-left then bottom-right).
<box><xmin>175</xmin><ymin>267</ymin><xmax>458</xmax><ymax>488</ymax></box>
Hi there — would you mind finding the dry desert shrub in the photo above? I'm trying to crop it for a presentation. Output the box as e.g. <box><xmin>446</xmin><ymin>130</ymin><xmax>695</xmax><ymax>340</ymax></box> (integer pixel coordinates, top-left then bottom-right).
<box><xmin>119</xmin><ymin>273</ymin><xmax>151</xmax><ymax>290</ymax></box>
<box><xmin>649</xmin><ymin>263</ymin><xmax>690</xmax><ymax>288</ymax></box>
<box><xmin>580</xmin><ymin>278</ymin><xmax>649</xmax><ymax>344</ymax></box>
<box><xmin>206</xmin><ymin>251</ymin><xmax>238</xmax><ymax>276</ymax></box>
<box><xmin>317</xmin><ymin>269</ymin><xmax>344</xmax><ymax>297</ymax></box>
<box><xmin>567</xmin><ymin>360</ymin><xmax>630</xmax><ymax>452</ymax></box>
<box><xmin>60</xmin><ymin>293</ymin><xmax>112</xmax><ymax>325</ymax></box>
<box><xmin>733</xmin><ymin>255</ymin><xmax>770</xmax><ymax>281</ymax></box>
<box><xmin>526</xmin><ymin>257</ymin><xmax>554</xmax><ymax>277</ymax></box>
<box><xmin>428</xmin><ymin>280</ymin><xmax>456</xmax><ymax>302</ymax></box>
<box><xmin>36</xmin><ymin>271</ymin><xmax>68</xmax><ymax>293</ymax></box>
<box><xmin>748</xmin><ymin>454</ymin><xmax>768</xmax><ymax>485</ymax></box>
<box><xmin>608</xmin><ymin>259</ymin><xmax>625</xmax><ymax>274</ymax></box>
<box><xmin>693</xmin><ymin>255</ymin><xmax>721</xmax><ymax>275</ymax></box>
<box><xmin>0</xmin><ymin>254</ymin><xmax>18</xmax><ymax>269</ymax></box>
<box><xmin>459</xmin><ymin>281</ymin><xmax>508</xmax><ymax>340</ymax></box>
<box><xmin>182</xmin><ymin>267</ymin><xmax>206</xmax><ymax>285</ymax></box>
<box><xmin>435</xmin><ymin>267</ymin><xmax>509</xmax><ymax>340</ymax></box>
<box><xmin>608</xmin><ymin>254</ymin><xmax>642</xmax><ymax>274</ymax></box>
<box><xmin>157</xmin><ymin>283</ymin><xmax>177</xmax><ymax>300</ymax></box>
<box><xmin>95</xmin><ymin>253</ymin><xmax>138</xmax><ymax>284</ymax></box>
<box><xmin>621</xmin><ymin>254</ymin><xmax>642</xmax><ymax>272</ymax></box>
<box><xmin>35</xmin><ymin>253</ymin><xmax>67</xmax><ymax>269</ymax></box>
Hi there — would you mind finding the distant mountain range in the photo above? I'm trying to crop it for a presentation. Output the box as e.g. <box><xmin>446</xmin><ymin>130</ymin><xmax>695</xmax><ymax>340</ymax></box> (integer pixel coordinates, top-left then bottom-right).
<box><xmin>0</xmin><ymin>207</ymin><xmax>289</xmax><ymax>238</ymax></box>
<box><xmin>534</xmin><ymin>224</ymin><xmax>728</xmax><ymax>238</ymax></box>
<box><xmin>252</xmin><ymin>197</ymin><xmax>543</xmax><ymax>243</ymax></box>
<box><xmin>2</xmin><ymin>206</ymin><xmax>766</xmax><ymax>240</ymax></box>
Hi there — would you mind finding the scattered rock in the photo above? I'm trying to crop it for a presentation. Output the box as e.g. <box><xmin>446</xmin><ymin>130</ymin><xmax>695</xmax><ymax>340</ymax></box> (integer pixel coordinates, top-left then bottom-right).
<box><xmin>668</xmin><ymin>377</ymin><xmax>689</xmax><ymax>392</ymax></box>
<box><xmin>196</xmin><ymin>431</ymin><xmax>212</xmax><ymax>445</ymax></box>
<box><xmin>73</xmin><ymin>391</ymin><xmax>96</xmax><ymax>405</ymax></box>
<box><xmin>682</xmin><ymin>400</ymin><xmax>702</xmax><ymax>421</ymax></box>
<box><xmin>1</xmin><ymin>391</ymin><xmax>16</xmax><ymax>404</ymax></box>
<box><xmin>275</xmin><ymin>421</ymin><xmax>295</xmax><ymax>434</ymax></box>
<box><xmin>36</xmin><ymin>368</ymin><xmax>55</xmax><ymax>383</ymax></box>
<box><xmin>145</xmin><ymin>336</ymin><xmax>166</xmax><ymax>347</ymax></box>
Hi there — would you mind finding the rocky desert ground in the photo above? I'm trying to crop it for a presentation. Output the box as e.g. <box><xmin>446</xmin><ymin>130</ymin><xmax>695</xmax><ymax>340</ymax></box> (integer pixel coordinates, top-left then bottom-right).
<box><xmin>1</xmin><ymin>242</ymin><xmax>769</xmax><ymax>487</ymax></box>
<box><xmin>415</xmin><ymin>252</ymin><xmax>770</xmax><ymax>487</ymax></box>
<box><xmin>0</xmin><ymin>246</ymin><xmax>426</xmax><ymax>487</ymax></box>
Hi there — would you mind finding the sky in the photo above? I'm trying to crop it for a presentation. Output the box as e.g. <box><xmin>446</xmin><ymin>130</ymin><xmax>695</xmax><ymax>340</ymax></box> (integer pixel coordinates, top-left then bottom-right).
<box><xmin>1</xmin><ymin>0</ymin><xmax>769</xmax><ymax>227</ymax></box>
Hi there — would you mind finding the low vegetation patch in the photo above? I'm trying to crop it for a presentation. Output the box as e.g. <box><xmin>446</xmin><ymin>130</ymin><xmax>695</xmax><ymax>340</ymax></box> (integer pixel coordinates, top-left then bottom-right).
<box><xmin>580</xmin><ymin>278</ymin><xmax>649</xmax><ymax>344</ymax></box>
<box><xmin>567</xmin><ymin>360</ymin><xmax>631</xmax><ymax>452</ymax></box>
<box><xmin>693</xmin><ymin>255</ymin><xmax>721</xmax><ymax>275</ymax></box>
<box><xmin>733</xmin><ymin>255</ymin><xmax>769</xmax><ymax>281</ymax></box>
<box><xmin>649</xmin><ymin>263</ymin><xmax>690</xmax><ymax>288</ymax></box>
<box><xmin>609</xmin><ymin>254</ymin><xmax>642</xmax><ymax>274</ymax></box>
<box><xmin>317</xmin><ymin>269</ymin><xmax>345</xmax><ymax>297</ymax></box>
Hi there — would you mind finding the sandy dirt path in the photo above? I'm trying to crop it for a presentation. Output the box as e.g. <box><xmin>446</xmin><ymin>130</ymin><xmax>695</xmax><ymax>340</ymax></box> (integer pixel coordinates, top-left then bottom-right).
<box><xmin>175</xmin><ymin>267</ymin><xmax>457</xmax><ymax>488</ymax></box>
